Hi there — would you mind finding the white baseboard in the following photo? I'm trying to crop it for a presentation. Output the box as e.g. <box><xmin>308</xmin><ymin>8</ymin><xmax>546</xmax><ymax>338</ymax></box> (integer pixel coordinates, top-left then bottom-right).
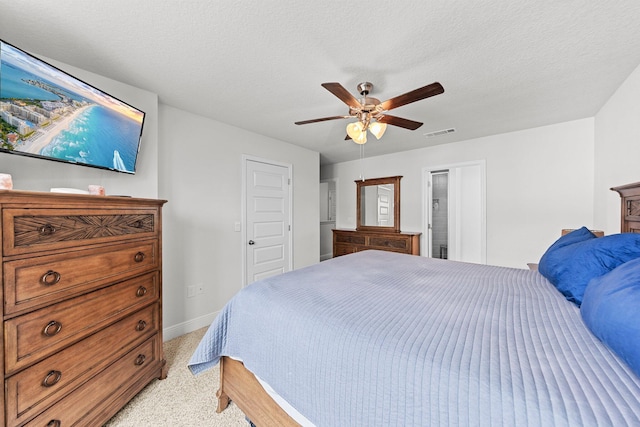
<box><xmin>162</xmin><ymin>310</ymin><xmax>219</xmax><ymax>341</ymax></box>
<box><xmin>320</xmin><ymin>252</ymin><xmax>333</xmax><ymax>261</ymax></box>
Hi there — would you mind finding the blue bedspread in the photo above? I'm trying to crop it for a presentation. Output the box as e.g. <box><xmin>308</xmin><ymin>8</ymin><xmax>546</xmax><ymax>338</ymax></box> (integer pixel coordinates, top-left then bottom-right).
<box><xmin>189</xmin><ymin>250</ymin><xmax>640</xmax><ymax>426</ymax></box>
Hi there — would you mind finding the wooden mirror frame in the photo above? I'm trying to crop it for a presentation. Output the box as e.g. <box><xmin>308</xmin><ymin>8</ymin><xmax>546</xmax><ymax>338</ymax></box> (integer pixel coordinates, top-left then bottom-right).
<box><xmin>356</xmin><ymin>176</ymin><xmax>402</xmax><ymax>233</ymax></box>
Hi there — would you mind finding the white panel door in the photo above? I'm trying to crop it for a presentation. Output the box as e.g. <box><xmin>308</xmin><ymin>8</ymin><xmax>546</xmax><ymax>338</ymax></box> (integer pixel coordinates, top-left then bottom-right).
<box><xmin>245</xmin><ymin>159</ymin><xmax>291</xmax><ymax>284</ymax></box>
<box><xmin>377</xmin><ymin>186</ymin><xmax>392</xmax><ymax>226</ymax></box>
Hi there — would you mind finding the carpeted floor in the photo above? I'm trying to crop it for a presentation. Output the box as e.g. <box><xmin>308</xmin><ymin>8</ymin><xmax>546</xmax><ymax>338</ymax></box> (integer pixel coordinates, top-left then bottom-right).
<box><xmin>105</xmin><ymin>327</ymin><xmax>247</xmax><ymax>426</ymax></box>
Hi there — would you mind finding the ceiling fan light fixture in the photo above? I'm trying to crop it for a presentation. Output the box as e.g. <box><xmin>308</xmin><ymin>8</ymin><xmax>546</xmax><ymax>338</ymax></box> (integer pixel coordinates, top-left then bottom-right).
<box><xmin>368</xmin><ymin>121</ymin><xmax>387</xmax><ymax>139</ymax></box>
<box><xmin>346</xmin><ymin>121</ymin><xmax>367</xmax><ymax>144</ymax></box>
<box><xmin>295</xmin><ymin>81</ymin><xmax>444</xmax><ymax>146</ymax></box>
<box><xmin>354</xmin><ymin>132</ymin><xmax>367</xmax><ymax>144</ymax></box>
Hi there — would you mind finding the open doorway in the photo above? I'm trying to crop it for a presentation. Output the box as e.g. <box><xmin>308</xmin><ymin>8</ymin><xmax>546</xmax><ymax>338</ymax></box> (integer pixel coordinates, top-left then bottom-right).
<box><xmin>320</xmin><ymin>178</ymin><xmax>337</xmax><ymax>261</ymax></box>
<box><xmin>423</xmin><ymin>161</ymin><xmax>486</xmax><ymax>264</ymax></box>
<box><xmin>430</xmin><ymin>171</ymin><xmax>449</xmax><ymax>259</ymax></box>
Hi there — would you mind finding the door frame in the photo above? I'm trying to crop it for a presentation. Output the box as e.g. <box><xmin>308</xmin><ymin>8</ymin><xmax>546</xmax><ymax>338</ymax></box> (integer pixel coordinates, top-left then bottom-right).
<box><xmin>241</xmin><ymin>154</ymin><xmax>293</xmax><ymax>286</ymax></box>
<box><xmin>421</xmin><ymin>160</ymin><xmax>487</xmax><ymax>263</ymax></box>
<box><xmin>319</xmin><ymin>177</ymin><xmax>339</xmax><ymax>224</ymax></box>
<box><xmin>320</xmin><ymin>177</ymin><xmax>339</xmax><ymax>261</ymax></box>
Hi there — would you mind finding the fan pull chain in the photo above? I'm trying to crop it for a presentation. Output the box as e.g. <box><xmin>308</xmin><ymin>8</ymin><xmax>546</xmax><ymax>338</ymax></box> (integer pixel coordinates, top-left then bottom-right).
<box><xmin>359</xmin><ymin>144</ymin><xmax>365</xmax><ymax>181</ymax></box>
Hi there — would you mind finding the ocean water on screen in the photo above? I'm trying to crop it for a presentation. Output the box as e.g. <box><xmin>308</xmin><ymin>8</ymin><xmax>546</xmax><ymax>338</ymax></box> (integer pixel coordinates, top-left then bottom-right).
<box><xmin>40</xmin><ymin>105</ymin><xmax>141</xmax><ymax>172</ymax></box>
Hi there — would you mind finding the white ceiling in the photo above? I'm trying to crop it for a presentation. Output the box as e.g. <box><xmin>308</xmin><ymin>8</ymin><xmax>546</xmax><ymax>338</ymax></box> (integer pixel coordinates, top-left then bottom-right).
<box><xmin>2</xmin><ymin>1</ymin><xmax>640</xmax><ymax>165</ymax></box>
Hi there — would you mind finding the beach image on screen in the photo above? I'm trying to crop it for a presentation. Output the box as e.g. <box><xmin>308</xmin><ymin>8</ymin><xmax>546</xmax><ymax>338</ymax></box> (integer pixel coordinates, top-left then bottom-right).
<box><xmin>0</xmin><ymin>41</ymin><xmax>145</xmax><ymax>173</ymax></box>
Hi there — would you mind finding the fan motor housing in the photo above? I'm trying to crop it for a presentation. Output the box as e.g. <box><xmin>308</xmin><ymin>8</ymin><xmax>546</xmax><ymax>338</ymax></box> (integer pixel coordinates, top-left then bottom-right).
<box><xmin>357</xmin><ymin>82</ymin><xmax>374</xmax><ymax>96</ymax></box>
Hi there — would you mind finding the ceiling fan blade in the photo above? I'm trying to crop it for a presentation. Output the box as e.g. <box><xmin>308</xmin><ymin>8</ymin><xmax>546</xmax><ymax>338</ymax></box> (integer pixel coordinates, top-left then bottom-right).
<box><xmin>321</xmin><ymin>82</ymin><xmax>362</xmax><ymax>109</ymax></box>
<box><xmin>377</xmin><ymin>114</ymin><xmax>423</xmax><ymax>130</ymax></box>
<box><xmin>345</xmin><ymin>134</ymin><xmax>352</xmax><ymax>140</ymax></box>
<box><xmin>379</xmin><ymin>82</ymin><xmax>444</xmax><ymax>111</ymax></box>
<box><xmin>295</xmin><ymin>115</ymin><xmax>351</xmax><ymax>125</ymax></box>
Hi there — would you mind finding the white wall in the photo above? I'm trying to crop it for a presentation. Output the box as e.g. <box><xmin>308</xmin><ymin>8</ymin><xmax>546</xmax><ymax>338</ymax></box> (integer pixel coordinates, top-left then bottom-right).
<box><xmin>0</xmin><ymin>57</ymin><xmax>159</xmax><ymax>198</ymax></box>
<box><xmin>158</xmin><ymin>105</ymin><xmax>319</xmax><ymax>339</ymax></box>
<box><xmin>594</xmin><ymin>61</ymin><xmax>640</xmax><ymax>233</ymax></box>
<box><xmin>321</xmin><ymin>118</ymin><xmax>595</xmax><ymax>268</ymax></box>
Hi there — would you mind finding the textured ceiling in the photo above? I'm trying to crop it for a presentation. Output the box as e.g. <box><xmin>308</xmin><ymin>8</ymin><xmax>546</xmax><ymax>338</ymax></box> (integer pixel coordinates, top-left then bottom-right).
<box><xmin>2</xmin><ymin>1</ymin><xmax>640</xmax><ymax>165</ymax></box>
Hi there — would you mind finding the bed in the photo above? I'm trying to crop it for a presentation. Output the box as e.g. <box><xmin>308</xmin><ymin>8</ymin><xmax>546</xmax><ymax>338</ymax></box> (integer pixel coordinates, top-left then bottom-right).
<box><xmin>188</xmin><ymin>182</ymin><xmax>640</xmax><ymax>426</ymax></box>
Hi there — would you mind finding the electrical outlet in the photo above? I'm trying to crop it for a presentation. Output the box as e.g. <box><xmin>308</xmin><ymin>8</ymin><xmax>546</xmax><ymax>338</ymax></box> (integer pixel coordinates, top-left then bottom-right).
<box><xmin>187</xmin><ymin>285</ymin><xmax>196</xmax><ymax>298</ymax></box>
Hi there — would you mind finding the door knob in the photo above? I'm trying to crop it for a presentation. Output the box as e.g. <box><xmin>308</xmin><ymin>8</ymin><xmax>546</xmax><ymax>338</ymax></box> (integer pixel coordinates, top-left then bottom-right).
<box><xmin>248</xmin><ymin>240</ymin><xmax>255</xmax><ymax>245</ymax></box>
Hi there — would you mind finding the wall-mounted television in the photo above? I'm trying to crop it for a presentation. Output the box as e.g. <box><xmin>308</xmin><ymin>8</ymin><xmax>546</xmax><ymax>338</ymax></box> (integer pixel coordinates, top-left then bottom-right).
<box><xmin>0</xmin><ymin>39</ymin><xmax>145</xmax><ymax>174</ymax></box>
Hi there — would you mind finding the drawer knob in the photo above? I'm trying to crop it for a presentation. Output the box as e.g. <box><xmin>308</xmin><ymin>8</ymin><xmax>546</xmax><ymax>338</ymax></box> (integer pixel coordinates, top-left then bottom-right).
<box><xmin>38</xmin><ymin>223</ymin><xmax>57</xmax><ymax>236</ymax></box>
<box><xmin>43</xmin><ymin>321</ymin><xmax>62</xmax><ymax>337</ymax></box>
<box><xmin>134</xmin><ymin>251</ymin><xmax>146</xmax><ymax>262</ymax></box>
<box><xmin>41</xmin><ymin>270</ymin><xmax>61</xmax><ymax>286</ymax></box>
<box><xmin>46</xmin><ymin>421</ymin><xmax>61</xmax><ymax>427</ymax></box>
<box><xmin>133</xmin><ymin>219</ymin><xmax>145</xmax><ymax>228</ymax></box>
<box><xmin>42</xmin><ymin>370</ymin><xmax>62</xmax><ymax>387</ymax></box>
<box><xmin>136</xmin><ymin>286</ymin><xmax>148</xmax><ymax>297</ymax></box>
<box><xmin>134</xmin><ymin>354</ymin><xmax>146</xmax><ymax>366</ymax></box>
<box><xmin>136</xmin><ymin>320</ymin><xmax>147</xmax><ymax>331</ymax></box>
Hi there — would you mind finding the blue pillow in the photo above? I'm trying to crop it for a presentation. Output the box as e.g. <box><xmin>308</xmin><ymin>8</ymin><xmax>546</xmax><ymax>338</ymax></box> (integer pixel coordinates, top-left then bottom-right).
<box><xmin>545</xmin><ymin>226</ymin><xmax>597</xmax><ymax>252</ymax></box>
<box><xmin>539</xmin><ymin>232</ymin><xmax>640</xmax><ymax>305</ymax></box>
<box><xmin>538</xmin><ymin>227</ymin><xmax>596</xmax><ymax>299</ymax></box>
<box><xmin>581</xmin><ymin>257</ymin><xmax>640</xmax><ymax>377</ymax></box>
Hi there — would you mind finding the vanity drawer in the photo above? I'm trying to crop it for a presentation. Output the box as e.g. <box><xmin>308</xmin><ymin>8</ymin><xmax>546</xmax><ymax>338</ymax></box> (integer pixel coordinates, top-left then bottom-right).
<box><xmin>24</xmin><ymin>336</ymin><xmax>161</xmax><ymax>427</ymax></box>
<box><xmin>6</xmin><ymin>304</ymin><xmax>159</xmax><ymax>426</ymax></box>
<box><xmin>3</xmin><ymin>208</ymin><xmax>158</xmax><ymax>256</ymax></box>
<box><xmin>4</xmin><ymin>271</ymin><xmax>159</xmax><ymax>374</ymax></box>
<box><xmin>4</xmin><ymin>239</ymin><xmax>158</xmax><ymax>315</ymax></box>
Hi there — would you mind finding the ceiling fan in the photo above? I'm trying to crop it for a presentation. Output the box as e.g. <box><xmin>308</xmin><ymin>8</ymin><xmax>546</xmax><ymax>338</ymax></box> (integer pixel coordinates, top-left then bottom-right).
<box><xmin>294</xmin><ymin>81</ymin><xmax>444</xmax><ymax>144</ymax></box>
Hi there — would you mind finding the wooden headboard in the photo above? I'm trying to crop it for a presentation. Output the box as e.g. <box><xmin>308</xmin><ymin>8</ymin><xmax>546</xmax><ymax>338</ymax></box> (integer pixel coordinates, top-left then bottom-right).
<box><xmin>611</xmin><ymin>182</ymin><xmax>640</xmax><ymax>233</ymax></box>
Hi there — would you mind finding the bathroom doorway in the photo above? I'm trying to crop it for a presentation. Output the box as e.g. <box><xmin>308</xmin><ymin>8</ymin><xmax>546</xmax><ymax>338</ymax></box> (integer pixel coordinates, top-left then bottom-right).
<box><xmin>423</xmin><ymin>161</ymin><xmax>486</xmax><ymax>263</ymax></box>
<box><xmin>320</xmin><ymin>178</ymin><xmax>337</xmax><ymax>261</ymax></box>
<box><xmin>430</xmin><ymin>171</ymin><xmax>449</xmax><ymax>259</ymax></box>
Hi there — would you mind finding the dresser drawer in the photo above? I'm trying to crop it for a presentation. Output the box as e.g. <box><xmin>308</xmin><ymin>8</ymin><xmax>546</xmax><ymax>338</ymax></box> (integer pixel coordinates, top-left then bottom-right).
<box><xmin>3</xmin><ymin>207</ymin><xmax>158</xmax><ymax>256</ymax></box>
<box><xmin>334</xmin><ymin>243</ymin><xmax>359</xmax><ymax>257</ymax></box>
<box><xmin>368</xmin><ymin>235</ymin><xmax>411</xmax><ymax>251</ymax></box>
<box><xmin>24</xmin><ymin>336</ymin><xmax>161</xmax><ymax>427</ymax></box>
<box><xmin>334</xmin><ymin>232</ymin><xmax>366</xmax><ymax>245</ymax></box>
<box><xmin>5</xmin><ymin>271</ymin><xmax>159</xmax><ymax>374</ymax></box>
<box><xmin>4</xmin><ymin>239</ymin><xmax>158</xmax><ymax>315</ymax></box>
<box><xmin>6</xmin><ymin>304</ymin><xmax>159</xmax><ymax>426</ymax></box>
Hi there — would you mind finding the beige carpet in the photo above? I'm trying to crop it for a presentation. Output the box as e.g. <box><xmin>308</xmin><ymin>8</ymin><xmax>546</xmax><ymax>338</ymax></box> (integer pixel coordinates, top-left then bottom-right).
<box><xmin>105</xmin><ymin>327</ymin><xmax>247</xmax><ymax>426</ymax></box>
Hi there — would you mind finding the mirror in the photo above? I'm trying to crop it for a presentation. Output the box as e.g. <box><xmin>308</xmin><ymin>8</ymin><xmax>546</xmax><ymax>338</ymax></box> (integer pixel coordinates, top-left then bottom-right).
<box><xmin>356</xmin><ymin>176</ymin><xmax>402</xmax><ymax>232</ymax></box>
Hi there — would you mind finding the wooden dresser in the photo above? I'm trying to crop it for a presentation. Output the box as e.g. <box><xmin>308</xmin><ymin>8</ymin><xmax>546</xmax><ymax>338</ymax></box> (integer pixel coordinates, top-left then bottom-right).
<box><xmin>0</xmin><ymin>190</ymin><xmax>167</xmax><ymax>426</ymax></box>
<box><xmin>333</xmin><ymin>229</ymin><xmax>421</xmax><ymax>257</ymax></box>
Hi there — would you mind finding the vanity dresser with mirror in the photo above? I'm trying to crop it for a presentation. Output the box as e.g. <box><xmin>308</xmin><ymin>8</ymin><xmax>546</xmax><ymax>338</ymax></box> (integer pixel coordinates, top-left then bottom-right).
<box><xmin>333</xmin><ymin>176</ymin><xmax>421</xmax><ymax>257</ymax></box>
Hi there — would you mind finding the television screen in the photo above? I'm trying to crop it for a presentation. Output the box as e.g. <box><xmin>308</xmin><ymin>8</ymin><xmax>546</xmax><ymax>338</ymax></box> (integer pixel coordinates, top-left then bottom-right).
<box><xmin>0</xmin><ymin>39</ymin><xmax>145</xmax><ymax>174</ymax></box>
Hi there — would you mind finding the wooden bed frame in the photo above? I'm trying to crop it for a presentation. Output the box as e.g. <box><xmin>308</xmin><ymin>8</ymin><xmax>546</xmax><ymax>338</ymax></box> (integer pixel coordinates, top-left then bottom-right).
<box><xmin>217</xmin><ymin>356</ymin><xmax>299</xmax><ymax>426</ymax></box>
<box><xmin>611</xmin><ymin>181</ymin><xmax>640</xmax><ymax>233</ymax></box>
<box><xmin>215</xmin><ymin>181</ymin><xmax>640</xmax><ymax>427</ymax></box>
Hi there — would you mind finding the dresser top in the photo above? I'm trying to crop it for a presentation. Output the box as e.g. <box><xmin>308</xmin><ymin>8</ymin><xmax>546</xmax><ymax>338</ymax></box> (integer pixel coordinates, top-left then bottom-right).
<box><xmin>0</xmin><ymin>190</ymin><xmax>167</xmax><ymax>207</ymax></box>
<box><xmin>333</xmin><ymin>228</ymin><xmax>422</xmax><ymax>236</ymax></box>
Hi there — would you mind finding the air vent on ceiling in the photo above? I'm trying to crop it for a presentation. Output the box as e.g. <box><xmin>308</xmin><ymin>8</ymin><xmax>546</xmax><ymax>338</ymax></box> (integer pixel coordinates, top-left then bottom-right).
<box><xmin>424</xmin><ymin>128</ymin><xmax>456</xmax><ymax>138</ymax></box>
